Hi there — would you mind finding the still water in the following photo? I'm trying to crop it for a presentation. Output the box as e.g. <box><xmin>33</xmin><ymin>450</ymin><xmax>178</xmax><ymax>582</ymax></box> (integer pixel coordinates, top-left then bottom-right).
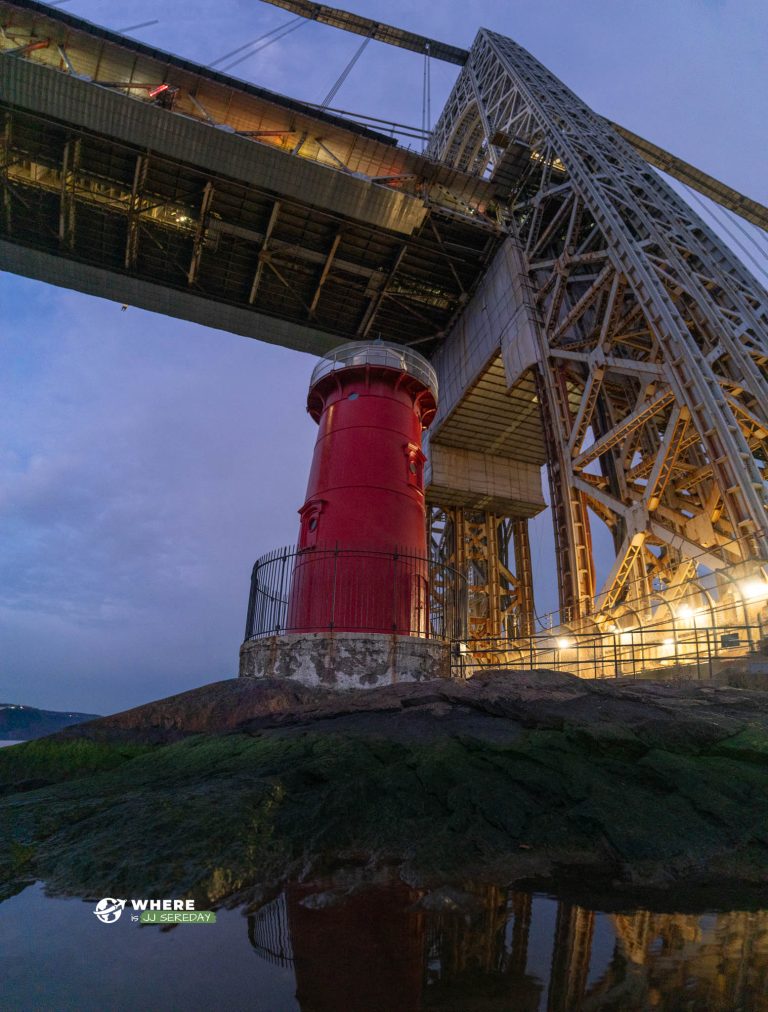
<box><xmin>2</xmin><ymin>880</ymin><xmax>767</xmax><ymax>1010</ymax></box>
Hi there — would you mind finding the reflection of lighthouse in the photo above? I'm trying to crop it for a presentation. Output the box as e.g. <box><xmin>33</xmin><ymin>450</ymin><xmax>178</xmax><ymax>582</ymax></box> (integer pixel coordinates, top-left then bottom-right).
<box><xmin>287</xmin><ymin>882</ymin><xmax>426</xmax><ymax>1012</ymax></box>
<box><xmin>287</xmin><ymin>342</ymin><xmax>437</xmax><ymax>635</ymax></box>
<box><xmin>248</xmin><ymin>882</ymin><xmax>768</xmax><ymax>1009</ymax></box>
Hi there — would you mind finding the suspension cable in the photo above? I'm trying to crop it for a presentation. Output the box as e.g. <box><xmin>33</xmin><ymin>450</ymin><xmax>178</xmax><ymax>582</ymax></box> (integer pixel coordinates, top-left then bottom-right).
<box><xmin>213</xmin><ymin>18</ymin><xmax>307</xmax><ymax>73</ymax></box>
<box><xmin>682</xmin><ymin>182</ymin><xmax>768</xmax><ymax>282</ymax></box>
<box><xmin>701</xmin><ymin>188</ymin><xmax>768</xmax><ymax>271</ymax></box>
<box><xmin>422</xmin><ymin>43</ymin><xmax>429</xmax><ymax>139</ymax></box>
<box><xmin>320</xmin><ymin>34</ymin><xmax>371</xmax><ymax>108</ymax></box>
<box><xmin>210</xmin><ymin>17</ymin><xmax>301</xmax><ymax>68</ymax></box>
<box><xmin>222</xmin><ymin>19</ymin><xmax>308</xmax><ymax>73</ymax></box>
<box><xmin>710</xmin><ymin>198</ymin><xmax>768</xmax><ymax>263</ymax></box>
<box><xmin>299</xmin><ymin>101</ymin><xmax>429</xmax><ymax>137</ymax></box>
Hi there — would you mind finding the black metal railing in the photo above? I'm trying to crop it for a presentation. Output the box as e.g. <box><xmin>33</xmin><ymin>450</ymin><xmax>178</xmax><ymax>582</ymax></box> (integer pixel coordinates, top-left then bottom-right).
<box><xmin>453</xmin><ymin>611</ymin><xmax>768</xmax><ymax>680</ymax></box>
<box><xmin>450</xmin><ymin>536</ymin><xmax>768</xmax><ymax>680</ymax></box>
<box><xmin>248</xmin><ymin>894</ymin><xmax>294</xmax><ymax>969</ymax></box>
<box><xmin>245</xmin><ymin>544</ymin><xmax>467</xmax><ymax>641</ymax></box>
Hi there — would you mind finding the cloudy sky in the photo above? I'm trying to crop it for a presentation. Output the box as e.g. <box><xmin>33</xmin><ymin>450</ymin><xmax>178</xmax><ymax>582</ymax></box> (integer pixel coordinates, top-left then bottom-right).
<box><xmin>1</xmin><ymin>0</ymin><xmax>766</xmax><ymax>714</ymax></box>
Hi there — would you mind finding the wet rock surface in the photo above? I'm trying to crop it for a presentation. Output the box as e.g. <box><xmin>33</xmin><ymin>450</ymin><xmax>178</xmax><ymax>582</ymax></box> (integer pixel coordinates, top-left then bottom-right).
<box><xmin>2</xmin><ymin>671</ymin><xmax>768</xmax><ymax>904</ymax></box>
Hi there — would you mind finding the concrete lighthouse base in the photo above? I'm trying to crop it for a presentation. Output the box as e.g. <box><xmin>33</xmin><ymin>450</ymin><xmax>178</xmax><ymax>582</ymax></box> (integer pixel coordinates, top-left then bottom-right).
<box><xmin>238</xmin><ymin>632</ymin><xmax>451</xmax><ymax>690</ymax></box>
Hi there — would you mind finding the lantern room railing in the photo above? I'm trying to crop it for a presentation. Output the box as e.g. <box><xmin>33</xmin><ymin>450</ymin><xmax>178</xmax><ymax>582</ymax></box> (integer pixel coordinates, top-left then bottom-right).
<box><xmin>309</xmin><ymin>341</ymin><xmax>439</xmax><ymax>402</ymax></box>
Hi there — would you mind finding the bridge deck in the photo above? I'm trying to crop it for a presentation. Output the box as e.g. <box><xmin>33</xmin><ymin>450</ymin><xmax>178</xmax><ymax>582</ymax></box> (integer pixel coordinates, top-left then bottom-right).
<box><xmin>0</xmin><ymin>0</ymin><xmax>503</xmax><ymax>356</ymax></box>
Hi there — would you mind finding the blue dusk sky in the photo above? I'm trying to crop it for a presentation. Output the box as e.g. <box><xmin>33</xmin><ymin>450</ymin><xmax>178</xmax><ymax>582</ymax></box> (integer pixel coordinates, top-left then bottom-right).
<box><xmin>1</xmin><ymin>0</ymin><xmax>766</xmax><ymax>714</ymax></box>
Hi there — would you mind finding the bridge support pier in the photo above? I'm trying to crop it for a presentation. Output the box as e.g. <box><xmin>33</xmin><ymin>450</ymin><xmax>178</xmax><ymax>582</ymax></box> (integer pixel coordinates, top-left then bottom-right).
<box><xmin>428</xmin><ymin>506</ymin><xmax>535</xmax><ymax>642</ymax></box>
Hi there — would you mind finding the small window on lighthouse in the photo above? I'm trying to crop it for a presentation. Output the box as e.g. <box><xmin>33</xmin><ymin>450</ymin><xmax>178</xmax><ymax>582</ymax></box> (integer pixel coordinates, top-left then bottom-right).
<box><xmin>405</xmin><ymin>445</ymin><xmax>425</xmax><ymax>490</ymax></box>
<box><xmin>348</xmin><ymin>392</ymin><xmax>359</xmax><ymax>400</ymax></box>
<box><xmin>299</xmin><ymin>502</ymin><xmax>323</xmax><ymax>548</ymax></box>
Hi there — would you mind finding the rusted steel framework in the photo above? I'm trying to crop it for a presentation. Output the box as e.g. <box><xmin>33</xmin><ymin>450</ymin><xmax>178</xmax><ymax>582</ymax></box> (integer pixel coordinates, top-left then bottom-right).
<box><xmin>428</xmin><ymin>30</ymin><xmax>768</xmax><ymax>624</ymax></box>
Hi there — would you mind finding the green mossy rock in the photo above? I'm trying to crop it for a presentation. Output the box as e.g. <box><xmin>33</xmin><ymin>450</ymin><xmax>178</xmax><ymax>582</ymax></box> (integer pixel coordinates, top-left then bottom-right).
<box><xmin>1</xmin><ymin>673</ymin><xmax>768</xmax><ymax>904</ymax></box>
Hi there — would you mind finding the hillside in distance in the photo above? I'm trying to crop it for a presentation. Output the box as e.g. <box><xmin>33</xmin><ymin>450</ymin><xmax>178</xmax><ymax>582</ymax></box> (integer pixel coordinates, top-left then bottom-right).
<box><xmin>0</xmin><ymin>704</ymin><xmax>100</xmax><ymax>741</ymax></box>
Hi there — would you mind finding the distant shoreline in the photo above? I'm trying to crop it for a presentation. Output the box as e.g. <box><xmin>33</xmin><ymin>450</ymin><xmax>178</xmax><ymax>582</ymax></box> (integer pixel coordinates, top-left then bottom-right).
<box><xmin>0</xmin><ymin>705</ymin><xmax>99</xmax><ymax>741</ymax></box>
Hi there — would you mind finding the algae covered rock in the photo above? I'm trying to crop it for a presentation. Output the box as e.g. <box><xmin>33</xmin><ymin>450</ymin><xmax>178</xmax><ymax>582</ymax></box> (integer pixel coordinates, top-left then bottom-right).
<box><xmin>1</xmin><ymin>673</ymin><xmax>768</xmax><ymax>904</ymax></box>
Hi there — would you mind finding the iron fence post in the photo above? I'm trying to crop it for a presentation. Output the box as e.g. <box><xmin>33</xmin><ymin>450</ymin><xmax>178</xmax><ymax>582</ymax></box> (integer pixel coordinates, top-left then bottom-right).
<box><xmin>706</xmin><ymin>626</ymin><xmax>713</xmax><ymax>681</ymax></box>
<box><xmin>694</xmin><ymin>625</ymin><xmax>701</xmax><ymax>681</ymax></box>
<box><xmin>276</xmin><ymin>551</ymin><xmax>287</xmax><ymax>635</ymax></box>
<box><xmin>245</xmin><ymin>562</ymin><xmax>258</xmax><ymax>640</ymax></box>
<box><xmin>613</xmin><ymin>632</ymin><xmax>619</xmax><ymax>678</ymax></box>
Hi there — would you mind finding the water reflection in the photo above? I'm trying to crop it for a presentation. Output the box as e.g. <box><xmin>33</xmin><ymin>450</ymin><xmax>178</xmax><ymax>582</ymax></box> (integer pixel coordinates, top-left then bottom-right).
<box><xmin>248</xmin><ymin>883</ymin><xmax>768</xmax><ymax>1011</ymax></box>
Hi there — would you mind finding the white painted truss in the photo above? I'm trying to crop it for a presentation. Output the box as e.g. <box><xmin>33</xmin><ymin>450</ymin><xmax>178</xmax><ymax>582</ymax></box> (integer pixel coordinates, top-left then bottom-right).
<box><xmin>428</xmin><ymin>30</ymin><xmax>768</xmax><ymax>624</ymax></box>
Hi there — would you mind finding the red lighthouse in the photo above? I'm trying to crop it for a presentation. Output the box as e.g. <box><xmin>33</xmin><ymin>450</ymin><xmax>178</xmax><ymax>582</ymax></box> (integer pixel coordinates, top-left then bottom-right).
<box><xmin>286</xmin><ymin>342</ymin><xmax>438</xmax><ymax>635</ymax></box>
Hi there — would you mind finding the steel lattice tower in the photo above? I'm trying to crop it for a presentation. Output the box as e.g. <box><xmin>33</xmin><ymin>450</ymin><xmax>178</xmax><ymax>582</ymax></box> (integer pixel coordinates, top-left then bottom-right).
<box><xmin>427</xmin><ymin>29</ymin><xmax>768</xmax><ymax>626</ymax></box>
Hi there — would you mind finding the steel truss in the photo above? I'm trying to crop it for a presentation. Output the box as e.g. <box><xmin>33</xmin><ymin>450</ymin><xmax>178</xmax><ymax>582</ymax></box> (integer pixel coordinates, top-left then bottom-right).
<box><xmin>429</xmin><ymin>507</ymin><xmax>533</xmax><ymax>641</ymax></box>
<box><xmin>428</xmin><ymin>30</ymin><xmax>768</xmax><ymax>627</ymax></box>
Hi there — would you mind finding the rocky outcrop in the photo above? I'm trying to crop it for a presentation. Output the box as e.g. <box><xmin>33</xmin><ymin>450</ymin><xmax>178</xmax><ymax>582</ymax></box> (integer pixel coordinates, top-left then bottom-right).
<box><xmin>53</xmin><ymin>669</ymin><xmax>768</xmax><ymax>751</ymax></box>
<box><xmin>2</xmin><ymin>671</ymin><xmax>768</xmax><ymax>904</ymax></box>
<box><xmin>55</xmin><ymin>677</ymin><xmax>327</xmax><ymax>743</ymax></box>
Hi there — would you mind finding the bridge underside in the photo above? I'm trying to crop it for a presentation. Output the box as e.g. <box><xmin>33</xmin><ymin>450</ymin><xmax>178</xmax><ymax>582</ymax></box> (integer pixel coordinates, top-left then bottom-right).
<box><xmin>0</xmin><ymin>94</ymin><xmax>501</xmax><ymax>357</ymax></box>
<box><xmin>0</xmin><ymin>1</ymin><xmax>503</xmax><ymax>357</ymax></box>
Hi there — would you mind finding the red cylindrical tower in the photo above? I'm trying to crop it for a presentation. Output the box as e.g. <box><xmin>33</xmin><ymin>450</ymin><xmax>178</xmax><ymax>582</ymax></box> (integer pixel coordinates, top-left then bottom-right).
<box><xmin>287</xmin><ymin>341</ymin><xmax>438</xmax><ymax>635</ymax></box>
